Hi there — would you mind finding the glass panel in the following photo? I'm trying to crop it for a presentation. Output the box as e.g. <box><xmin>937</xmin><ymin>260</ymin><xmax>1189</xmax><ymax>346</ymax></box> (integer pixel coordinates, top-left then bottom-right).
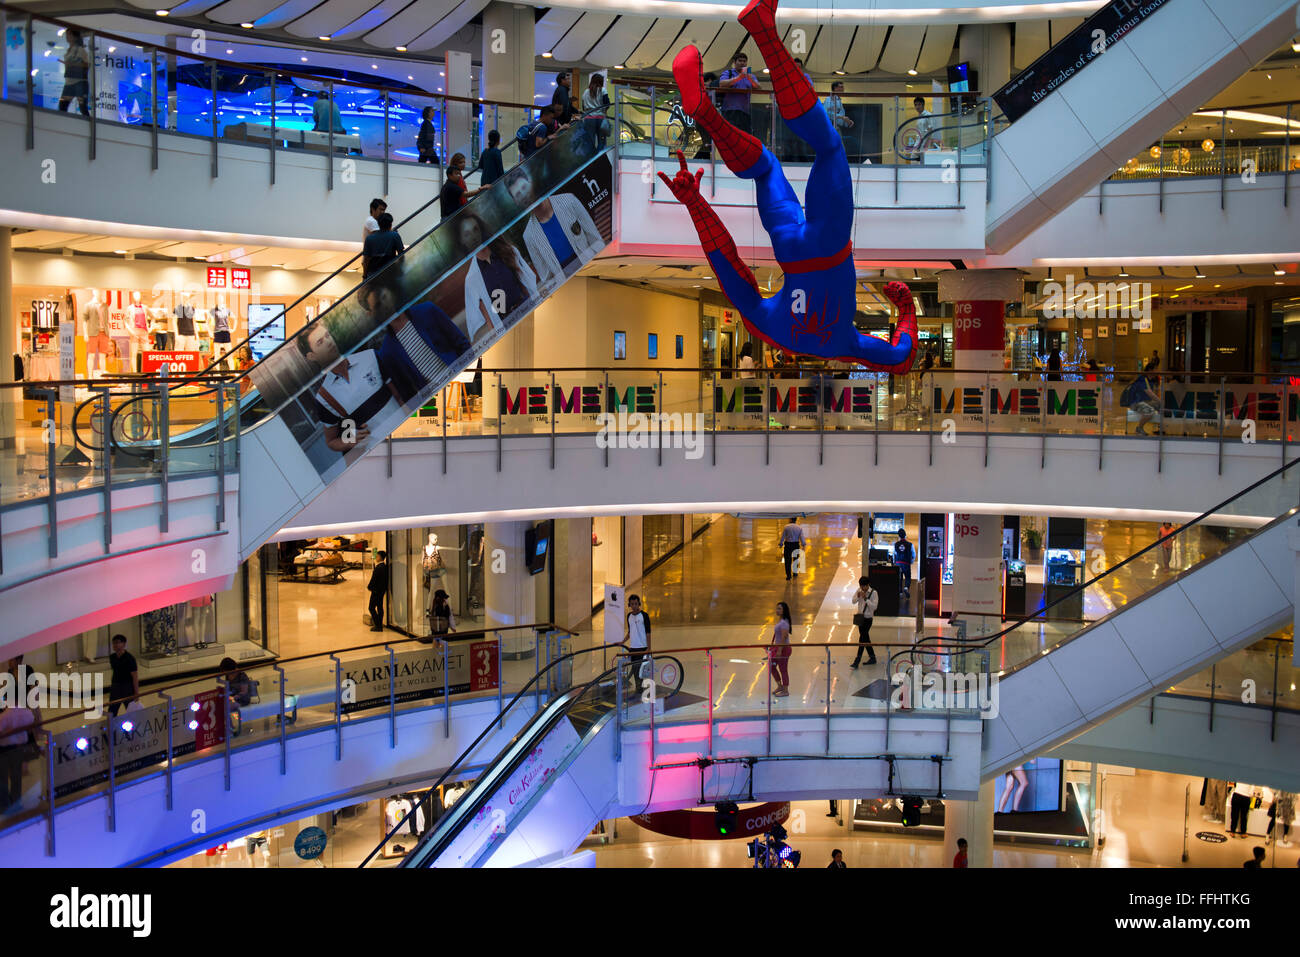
<box><xmin>90</xmin><ymin>34</ymin><xmax>150</xmax><ymax>125</ymax></box>
<box><xmin>388</xmin><ymin>90</ymin><xmax>440</xmax><ymax>166</ymax></box>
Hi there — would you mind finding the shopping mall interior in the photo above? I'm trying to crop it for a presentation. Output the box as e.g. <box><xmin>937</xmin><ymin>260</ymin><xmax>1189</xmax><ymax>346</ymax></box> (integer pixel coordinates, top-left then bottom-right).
<box><xmin>1</xmin><ymin>0</ymin><xmax>1299</xmax><ymax>883</ymax></box>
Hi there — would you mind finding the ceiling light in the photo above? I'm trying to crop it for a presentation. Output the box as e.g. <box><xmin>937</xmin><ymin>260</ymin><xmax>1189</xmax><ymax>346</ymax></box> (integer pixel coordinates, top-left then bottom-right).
<box><xmin>1214</xmin><ymin>283</ymin><xmax>1221</xmax><ymax>288</ymax></box>
<box><xmin>240</xmin><ymin>22</ymin><xmax>253</xmax><ymax>28</ymax></box>
<box><xmin>1276</xmin><ymin>269</ymin><xmax>1287</xmax><ymax>275</ymax></box>
<box><xmin>763</xmin><ymin>68</ymin><xmax>770</xmax><ymax>74</ymax></box>
<box><xmin>108</xmin><ymin>46</ymin><xmax>116</xmax><ymax>53</ymax></box>
<box><xmin>155</xmin><ymin>9</ymin><xmax>168</xmax><ymax>16</ymax></box>
<box><xmin>407</xmin><ymin>75</ymin><xmax>413</xmax><ymax>80</ymax></box>
<box><xmin>320</xmin><ymin>36</ymin><xmax>331</xmax><ymax>41</ymax></box>
<box><xmin>439</xmin><ymin>71</ymin><xmax>445</xmax><ymax>76</ymax></box>
<box><xmin>395</xmin><ymin>46</ymin><xmax>406</xmax><ymax>52</ymax></box>
<box><xmin>301</xmin><ymin>57</ymin><xmax>308</xmax><ymax>62</ymax></box>
<box><xmin>1195</xmin><ymin>270</ymin><xmax>1205</xmax><ymax>278</ymax></box>
<box><xmin>226</xmin><ymin>49</ymin><xmax>233</xmax><ymax>54</ymax></box>
<box><xmin>113</xmin><ymin>249</ymin><xmax>126</xmax><ymax>254</ymax></box>
<box><xmin>1293</xmin><ymin>40</ymin><xmax>1300</xmax><ymax>53</ymax></box>
<box><xmin>834</xmin><ymin>70</ymin><xmax>845</xmax><ymax>76</ymax></box>
<box><xmin>371</xmin><ymin>64</ymin><xmax>379</xmax><ymax>70</ymax></box>
<box><xmin>1175</xmin><ymin>284</ymin><xmax>1193</xmax><ymax>291</ymax></box>
<box><xmin>541</xmin><ymin>51</ymin><xmax>553</xmax><ymax>58</ymax></box>
<box><xmin>614</xmin><ymin>64</ymin><xmax>625</xmax><ymax>70</ymax></box>
<box><xmin>907</xmin><ymin>68</ymin><xmax>918</xmax><ymax>76</ymax></box>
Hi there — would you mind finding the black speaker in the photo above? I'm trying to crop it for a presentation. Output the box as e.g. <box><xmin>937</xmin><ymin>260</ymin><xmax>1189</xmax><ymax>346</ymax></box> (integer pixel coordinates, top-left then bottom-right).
<box><xmin>901</xmin><ymin>796</ymin><xmax>923</xmax><ymax>827</ymax></box>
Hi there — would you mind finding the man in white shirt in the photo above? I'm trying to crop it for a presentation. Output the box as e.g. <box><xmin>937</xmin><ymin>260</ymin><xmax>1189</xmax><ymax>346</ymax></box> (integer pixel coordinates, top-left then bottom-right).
<box><xmin>825</xmin><ymin>81</ymin><xmax>853</xmax><ymax>138</ymax></box>
<box><xmin>363</xmin><ymin>198</ymin><xmax>387</xmax><ymax>241</ymax></box>
<box><xmin>910</xmin><ymin>96</ymin><xmax>936</xmax><ymax>162</ymax></box>
<box><xmin>624</xmin><ymin>593</ymin><xmax>651</xmax><ymax>689</ymax></box>
<box><xmin>779</xmin><ymin>517</ymin><xmax>807</xmax><ymax>581</ymax></box>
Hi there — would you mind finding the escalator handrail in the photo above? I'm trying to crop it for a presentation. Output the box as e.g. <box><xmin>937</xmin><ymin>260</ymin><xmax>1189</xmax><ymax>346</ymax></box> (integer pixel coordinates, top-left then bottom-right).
<box><xmin>359</xmin><ymin>643</ymin><xmax>681</xmax><ymax>867</ymax></box>
<box><xmin>102</xmin><ymin>125</ymin><xmax>606</xmax><ymax>457</ymax></box>
<box><xmin>400</xmin><ymin>654</ymin><xmax>684</xmax><ymax>869</ymax></box>
<box><xmin>915</xmin><ymin>453</ymin><xmax>1300</xmax><ymax>669</ymax></box>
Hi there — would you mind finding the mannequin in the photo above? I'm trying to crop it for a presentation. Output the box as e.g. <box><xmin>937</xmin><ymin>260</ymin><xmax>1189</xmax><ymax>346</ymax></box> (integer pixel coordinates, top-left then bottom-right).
<box><xmin>84</xmin><ymin>289</ymin><xmax>107</xmax><ymax>373</ymax></box>
<box><xmin>185</xmin><ymin>594</ymin><xmax>215</xmax><ymax>647</ymax></box>
<box><xmin>211</xmin><ymin>295</ymin><xmax>234</xmax><ymax>360</ymax></box>
<box><xmin>130</xmin><ymin>291</ymin><xmax>149</xmax><ymax>369</ymax></box>
<box><xmin>175</xmin><ymin>291</ymin><xmax>198</xmax><ymax>352</ymax></box>
<box><xmin>150</xmin><ymin>306</ymin><xmax>173</xmax><ymax>351</ymax></box>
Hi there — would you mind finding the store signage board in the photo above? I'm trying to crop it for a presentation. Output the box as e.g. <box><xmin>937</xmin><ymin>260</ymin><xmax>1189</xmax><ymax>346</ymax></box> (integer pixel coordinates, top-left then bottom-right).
<box><xmin>339</xmin><ymin>642</ymin><xmax>498</xmax><ymax>714</ymax></box>
<box><xmin>993</xmin><ymin>0</ymin><xmax>1174</xmax><ymax>123</ymax></box>
<box><xmin>207</xmin><ymin>267</ymin><xmax>227</xmax><ymax>288</ymax></box>
<box><xmin>294</xmin><ymin>826</ymin><xmax>328</xmax><ymax>860</ymax></box>
<box><xmin>58</xmin><ymin>321</ymin><xmax>76</xmax><ymax>403</ymax></box>
<box><xmin>231</xmin><ymin>267</ymin><xmax>252</xmax><ymax>290</ymax></box>
<box><xmin>142</xmin><ymin>351</ymin><xmax>203</xmax><ymax>373</ymax></box>
<box><xmin>604</xmin><ymin>585</ymin><xmax>625</xmax><ymax>646</ymax></box>
<box><xmin>1153</xmin><ymin>296</ymin><xmax>1247</xmax><ymax>311</ymax></box>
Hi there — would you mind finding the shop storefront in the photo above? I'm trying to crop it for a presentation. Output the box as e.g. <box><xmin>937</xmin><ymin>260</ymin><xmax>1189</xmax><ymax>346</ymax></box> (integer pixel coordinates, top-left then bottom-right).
<box><xmin>387</xmin><ymin>524</ymin><xmax>487</xmax><ymax>639</ymax></box>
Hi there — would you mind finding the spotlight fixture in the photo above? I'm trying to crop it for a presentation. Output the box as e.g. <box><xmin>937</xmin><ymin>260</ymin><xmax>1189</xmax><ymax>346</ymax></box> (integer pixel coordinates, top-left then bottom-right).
<box><xmin>396</xmin><ymin>46</ymin><xmax>407</xmax><ymax>52</ymax></box>
<box><xmin>541</xmin><ymin>51</ymin><xmax>553</xmax><ymax>58</ymax></box>
<box><xmin>613</xmin><ymin>64</ymin><xmax>625</xmax><ymax>70</ymax></box>
<box><xmin>320</xmin><ymin>35</ymin><xmax>330</xmax><ymax>41</ymax></box>
<box><xmin>155</xmin><ymin>9</ymin><xmax>168</xmax><ymax>16</ymax></box>
<box><xmin>240</xmin><ymin>22</ymin><xmax>253</xmax><ymax>28</ymax></box>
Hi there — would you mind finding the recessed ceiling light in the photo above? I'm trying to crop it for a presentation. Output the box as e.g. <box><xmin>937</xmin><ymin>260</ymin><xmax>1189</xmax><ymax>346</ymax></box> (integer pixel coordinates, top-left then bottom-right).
<box><xmin>371</xmin><ymin>64</ymin><xmax>378</xmax><ymax>69</ymax></box>
<box><xmin>541</xmin><ymin>51</ymin><xmax>553</xmax><ymax>58</ymax></box>
<box><xmin>407</xmin><ymin>75</ymin><xmax>414</xmax><ymax>80</ymax></box>
<box><xmin>907</xmin><ymin>68</ymin><xmax>918</xmax><ymax>76</ymax></box>
<box><xmin>240</xmin><ymin>22</ymin><xmax>253</xmax><ymax>28</ymax></box>
<box><xmin>113</xmin><ymin>249</ymin><xmax>126</xmax><ymax>254</ymax></box>
<box><xmin>320</xmin><ymin>36</ymin><xmax>331</xmax><ymax>41</ymax></box>
<box><xmin>1276</xmin><ymin>269</ymin><xmax>1287</xmax><ymax>275</ymax></box>
<box><xmin>395</xmin><ymin>46</ymin><xmax>406</xmax><ymax>52</ymax></box>
<box><xmin>439</xmin><ymin>71</ymin><xmax>445</xmax><ymax>76</ymax></box>
<box><xmin>613</xmin><ymin>64</ymin><xmax>625</xmax><ymax>70</ymax></box>
<box><xmin>108</xmin><ymin>46</ymin><xmax>116</xmax><ymax>53</ymax></box>
<box><xmin>155</xmin><ymin>9</ymin><xmax>168</xmax><ymax>16</ymax></box>
<box><xmin>1214</xmin><ymin>283</ymin><xmax>1221</xmax><ymax>288</ymax></box>
<box><xmin>226</xmin><ymin>49</ymin><xmax>233</xmax><ymax>54</ymax></box>
<box><xmin>301</xmin><ymin>57</ymin><xmax>308</xmax><ymax>62</ymax></box>
<box><xmin>762</xmin><ymin>68</ymin><xmax>770</xmax><ymax>74</ymax></box>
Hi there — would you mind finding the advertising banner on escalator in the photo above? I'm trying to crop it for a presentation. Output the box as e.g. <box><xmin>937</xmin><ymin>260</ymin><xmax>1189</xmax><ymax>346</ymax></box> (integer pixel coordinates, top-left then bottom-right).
<box><xmin>250</xmin><ymin>130</ymin><xmax>614</xmax><ymax>482</ymax></box>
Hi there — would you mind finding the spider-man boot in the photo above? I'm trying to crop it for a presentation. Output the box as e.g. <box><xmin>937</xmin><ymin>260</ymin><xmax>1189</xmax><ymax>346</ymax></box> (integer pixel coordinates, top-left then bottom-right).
<box><xmin>671</xmin><ymin>45</ymin><xmax>763</xmax><ymax>176</ymax></box>
<box><xmin>739</xmin><ymin>0</ymin><xmax>818</xmax><ymax>121</ymax></box>
<box><xmin>875</xmin><ymin>281</ymin><xmax>919</xmax><ymax>375</ymax></box>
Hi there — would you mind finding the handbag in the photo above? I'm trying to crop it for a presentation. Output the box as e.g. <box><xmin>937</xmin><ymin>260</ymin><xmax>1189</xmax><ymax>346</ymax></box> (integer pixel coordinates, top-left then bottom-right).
<box><xmin>852</xmin><ymin>613</ymin><xmax>867</xmax><ymax>627</ymax></box>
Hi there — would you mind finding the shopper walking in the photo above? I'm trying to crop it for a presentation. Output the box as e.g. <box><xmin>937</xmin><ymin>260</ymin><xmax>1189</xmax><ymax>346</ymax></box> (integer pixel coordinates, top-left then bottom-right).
<box><xmin>367</xmin><ymin>550</ymin><xmax>388</xmax><ymax>632</ymax></box>
<box><xmin>769</xmin><ymin>601</ymin><xmax>793</xmax><ymax>697</ymax></box>
<box><xmin>107</xmin><ymin>634</ymin><xmax>138</xmax><ymax>716</ymax></box>
<box><xmin>1243</xmin><ymin>846</ymin><xmax>1266</xmax><ymax>869</ymax></box>
<box><xmin>625</xmin><ymin>593</ymin><xmax>652</xmax><ymax>689</ymax></box>
<box><xmin>893</xmin><ymin>529</ymin><xmax>915</xmax><ymax>600</ymax></box>
<box><xmin>953</xmin><ymin>838</ymin><xmax>969</xmax><ymax>868</ymax></box>
<box><xmin>58</xmin><ymin>29</ymin><xmax>90</xmax><ymax>115</ymax></box>
<box><xmin>824</xmin><ymin>81</ymin><xmax>853</xmax><ymax>140</ymax></box>
<box><xmin>1158</xmin><ymin>521</ymin><xmax>1176</xmax><ymax>570</ymax></box>
<box><xmin>1125</xmin><ymin>360</ymin><xmax>1161</xmax><ymax>435</ymax></box>
<box><xmin>363</xmin><ymin>197</ymin><xmax>387</xmax><ymax>241</ymax></box>
<box><xmin>827</xmin><ymin>849</ymin><xmax>846</xmax><ymax>868</ymax></box>
<box><xmin>361</xmin><ymin>212</ymin><xmax>404</xmax><ymax>279</ymax></box>
<box><xmin>778</xmin><ymin>516</ymin><xmax>806</xmax><ymax>581</ymax></box>
<box><xmin>849</xmin><ymin>576</ymin><xmax>879</xmax><ymax>668</ymax></box>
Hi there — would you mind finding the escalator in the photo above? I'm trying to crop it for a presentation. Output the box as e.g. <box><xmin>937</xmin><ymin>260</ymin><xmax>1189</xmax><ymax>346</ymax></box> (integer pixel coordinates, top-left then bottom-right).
<box><xmin>73</xmin><ymin>124</ymin><xmax>614</xmax><ymax>557</ymax></box>
<box><xmin>375</xmin><ymin>458</ymin><xmax>1298</xmax><ymax>867</ymax></box>
<box><xmin>980</xmin><ymin>0</ymin><xmax>1297</xmax><ymax>250</ymax></box>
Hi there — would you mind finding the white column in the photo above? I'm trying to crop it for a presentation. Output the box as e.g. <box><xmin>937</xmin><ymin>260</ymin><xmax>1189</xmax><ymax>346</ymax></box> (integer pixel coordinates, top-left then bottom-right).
<box><xmin>0</xmin><ymin>227</ymin><xmax>14</xmax><ymax>465</ymax></box>
<box><xmin>958</xmin><ymin>24</ymin><xmax>1012</xmax><ymax>96</ymax></box>
<box><xmin>485</xmin><ymin>521</ymin><xmax>537</xmax><ymax>657</ymax></box>
<box><xmin>481</xmin><ymin>2</ymin><xmax>536</xmax><ymax>139</ymax></box>
<box><xmin>444</xmin><ymin>49</ymin><xmax>473</xmax><ymax>164</ymax></box>
<box><xmin>943</xmin><ymin>779</ymin><xmax>995</xmax><ymax>867</ymax></box>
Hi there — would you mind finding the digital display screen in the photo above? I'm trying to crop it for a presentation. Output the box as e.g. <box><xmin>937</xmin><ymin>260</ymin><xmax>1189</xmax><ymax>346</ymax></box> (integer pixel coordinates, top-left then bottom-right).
<box><xmin>247</xmin><ymin>304</ymin><xmax>287</xmax><ymax>361</ymax></box>
<box><xmin>993</xmin><ymin>757</ymin><xmax>1062</xmax><ymax>813</ymax></box>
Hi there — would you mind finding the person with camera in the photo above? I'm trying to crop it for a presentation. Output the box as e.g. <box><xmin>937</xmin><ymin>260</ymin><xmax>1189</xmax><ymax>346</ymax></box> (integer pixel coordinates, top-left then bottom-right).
<box><xmin>717</xmin><ymin>52</ymin><xmax>761</xmax><ymax>135</ymax></box>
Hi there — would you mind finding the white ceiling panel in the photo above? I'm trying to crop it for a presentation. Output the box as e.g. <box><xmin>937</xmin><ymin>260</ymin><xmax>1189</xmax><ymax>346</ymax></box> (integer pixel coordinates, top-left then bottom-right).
<box><xmin>701</xmin><ymin>21</ymin><xmax>748</xmax><ymax>73</ymax></box>
<box><xmin>69</xmin><ymin>236</ymin><xmax>162</xmax><ymax>253</ymax></box>
<box><xmin>915</xmin><ymin>23</ymin><xmax>957</xmax><ymax>73</ymax></box>
<box><xmin>1013</xmin><ymin>20</ymin><xmax>1050</xmax><ymax>69</ymax></box>
<box><xmin>168</xmin><ymin>0</ymin><xmax>235</xmax><ymax>16</ymax></box>
<box><xmin>405</xmin><ymin>0</ymin><xmax>488</xmax><ymax>52</ymax></box>
<box><xmin>362</xmin><ymin>0</ymin><xmax>452</xmax><ymax>48</ymax></box>
<box><xmin>331</xmin><ymin>0</ymin><xmax>413</xmax><ymax>41</ymax></box>
<box><xmin>285</xmin><ymin>0</ymin><xmax>387</xmax><ymax>39</ymax></box>
<box><xmin>259</xmin><ymin>0</ymin><xmax>344</xmax><ymax>30</ymax></box>
<box><xmin>586</xmin><ymin>15</ymin><xmax>655</xmax><ymax>68</ymax></box>
<box><xmin>806</xmin><ymin>25</ymin><xmax>851</xmax><ymax>75</ymax></box>
<box><xmin>536</xmin><ymin>7</ymin><xmax>584</xmax><ymax>54</ymax></box>
<box><xmin>626</xmin><ymin>19</ymin><xmax>683</xmax><ymax>70</ymax></box>
<box><xmin>877</xmin><ymin>25</ymin><xmax>925</xmax><ymax>75</ymax></box>
<box><xmin>841</xmin><ymin>25</ymin><xmax>887</xmax><ymax>74</ymax></box>
<box><xmin>13</xmin><ymin>230</ymin><xmax>87</xmax><ymax>250</ymax></box>
<box><xmin>205</xmin><ymin>0</ymin><xmax>287</xmax><ymax>26</ymax></box>
<box><xmin>657</xmin><ymin>20</ymin><xmax>723</xmax><ymax>71</ymax></box>
<box><xmin>551</xmin><ymin>13</ymin><xmax>617</xmax><ymax>64</ymax></box>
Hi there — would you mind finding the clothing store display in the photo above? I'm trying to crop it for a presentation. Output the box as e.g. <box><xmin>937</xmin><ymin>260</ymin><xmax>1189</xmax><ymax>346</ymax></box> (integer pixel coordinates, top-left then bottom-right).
<box><xmin>174</xmin><ymin>303</ymin><xmax>196</xmax><ymax>337</ymax></box>
<box><xmin>1202</xmin><ymin>778</ymin><xmax>1228</xmax><ymax>823</ymax></box>
<box><xmin>211</xmin><ymin>305</ymin><xmax>231</xmax><ymax>343</ymax></box>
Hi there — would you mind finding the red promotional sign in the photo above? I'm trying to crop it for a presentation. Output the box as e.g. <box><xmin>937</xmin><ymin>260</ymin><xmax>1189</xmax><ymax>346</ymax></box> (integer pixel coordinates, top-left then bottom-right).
<box><xmin>631</xmin><ymin>802</ymin><xmax>791</xmax><ymax>840</ymax></box>
<box><xmin>207</xmin><ymin>266</ymin><xmax>227</xmax><ymax>288</ymax></box>
<box><xmin>469</xmin><ymin>640</ymin><xmax>499</xmax><ymax>692</ymax></box>
<box><xmin>952</xmin><ymin>300</ymin><xmax>1005</xmax><ymax>352</ymax></box>
<box><xmin>231</xmin><ymin>267</ymin><xmax>251</xmax><ymax>289</ymax></box>
<box><xmin>192</xmin><ymin>688</ymin><xmax>227</xmax><ymax>751</ymax></box>
<box><xmin>142</xmin><ymin>351</ymin><xmax>203</xmax><ymax>372</ymax></box>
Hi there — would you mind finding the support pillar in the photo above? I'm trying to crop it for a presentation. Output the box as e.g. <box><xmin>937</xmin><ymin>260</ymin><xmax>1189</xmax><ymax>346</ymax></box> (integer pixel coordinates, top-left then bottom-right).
<box><xmin>937</xmin><ymin>269</ymin><xmax>1021</xmax><ymax>375</ymax></box>
<box><xmin>957</xmin><ymin>24</ymin><xmax>1012</xmax><ymax>98</ymax></box>
<box><xmin>485</xmin><ymin>521</ymin><xmax>538</xmax><ymax>658</ymax></box>
<box><xmin>950</xmin><ymin>513</ymin><xmax>1002</xmax><ymax>639</ymax></box>
<box><xmin>0</xmin><ymin>227</ymin><xmax>14</xmax><ymax>463</ymax></box>
<box><xmin>943</xmin><ymin>779</ymin><xmax>995</xmax><ymax>867</ymax></box>
<box><xmin>481</xmin><ymin>2</ymin><xmax>536</xmax><ymax>143</ymax></box>
<box><xmin>445</xmin><ymin>49</ymin><xmax>473</xmax><ymax>164</ymax></box>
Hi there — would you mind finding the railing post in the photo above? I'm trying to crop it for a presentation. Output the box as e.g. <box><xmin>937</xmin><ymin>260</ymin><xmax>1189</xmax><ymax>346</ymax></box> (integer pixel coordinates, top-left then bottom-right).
<box><xmin>817</xmin><ymin>372</ymin><xmax>825</xmax><ymax>465</ymax></box>
<box><xmin>1283</xmin><ymin>378</ymin><xmax>1290</xmax><ymax>466</ymax></box>
<box><xmin>87</xmin><ymin>31</ymin><xmax>97</xmax><ymax>161</ymax></box>
<box><xmin>106</xmin><ymin>712</ymin><xmax>116</xmax><ymax>831</ymax></box>
<box><xmin>1269</xmin><ymin>642</ymin><xmax>1279</xmax><ymax>743</ymax></box>
<box><xmin>1157</xmin><ymin>373</ymin><xmax>1164</xmax><ymax>474</ymax></box>
<box><xmin>534</xmin><ymin>629</ymin><xmax>541</xmax><ymax>713</ymax></box>
<box><xmin>162</xmin><ymin>694</ymin><xmax>173</xmax><ymax>809</ymax></box>
<box><xmin>1219</xmin><ymin>109</ymin><xmax>1227</xmax><ymax>211</ymax></box>
<box><xmin>216</xmin><ymin>375</ymin><xmax>226</xmax><ymax>527</ymax></box>
<box><xmin>824</xmin><ymin>646</ymin><xmax>831</xmax><ymax>754</ymax></box>
<box><xmin>604</xmin><ymin>371</ymin><xmax>610</xmax><ymax>468</ymax></box>
<box><xmin>43</xmin><ymin>390</ymin><xmax>56</xmax><ymax>558</ymax></box>
<box><xmin>269</xmin><ymin>71</ymin><xmax>276</xmax><ymax>185</ymax></box>
<box><xmin>101</xmin><ymin>388</ymin><xmax>112</xmax><ymax>549</ymax></box>
<box><xmin>383</xmin><ymin>90</ymin><xmax>390</xmax><ymax>196</ymax></box>
<box><xmin>1158</xmin><ymin>132</ymin><xmax>1166</xmax><ymax>213</ymax></box>
<box><xmin>928</xmin><ymin>371</ymin><xmax>936</xmax><ymax>467</ymax></box>
<box><xmin>550</xmin><ymin>371</ymin><xmax>557</xmax><ymax>469</ymax></box>
<box><xmin>386</xmin><ymin>644</ymin><xmax>397</xmax><ymax>748</ymax></box>
<box><xmin>496</xmin><ymin>634</ymin><xmax>504</xmax><ymax>729</ymax></box>
<box><xmin>706</xmin><ymin>650</ymin><xmax>714</xmax><ymax>758</ymax></box>
<box><xmin>159</xmin><ymin>372</ymin><xmax>170</xmax><ymax>533</ymax></box>
<box><xmin>763</xmin><ymin>368</ymin><xmax>771</xmax><ymax>465</ymax></box>
<box><xmin>765</xmin><ymin>647</ymin><xmax>773</xmax><ymax>756</ymax></box>
<box><xmin>150</xmin><ymin>49</ymin><xmax>159</xmax><ymax>170</ymax></box>
<box><xmin>44</xmin><ymin>729</ymin><xmax>55</xmax><ymax>856</ymax></box>
<box><xmin>1284</xmin><ymin>103</ymin><xmax>1292</xmax><ymax>210</ymax></box>
<box><xmin>650</xmin><ymin>85</ymin><xmax>656</xmax><ymax>199</ymax></box>
<box><xmin>983</xmin><ymin>370</ymin><xmax>990</xmax><ymax>467</ymax></box>
<box><xmin>495</xmin><ymin>372</ymin><xmax>503</xmax><ymax>472</ymax></box>
<box><xmin>874</xmin><ymin>372</ymin><xmax>880</xmax><ymax>466</ymax></box>
<box><xmin>221</xmin><ymin>676</ymin><xmax>231</xmax><ymax>790</ymax></box>
<box><xmin>442</xmin><ymin>639</ymin><xmax>450</xmax><ymax>738</ymax></box>
<box><xmin>440</xmin><ymin>385</ymin><xmax>448</xmax><ymax>474</ymax></box>
<box><xmin>615</xmin><ymin>652</ymin><xmax>624</xmax><ymax>762</ymax></box>
<box><xmin>24</xmin><ymin>16</ymin><xmax>33</xmax><ymax>150</ymax></box>
<box><xmin>327</xmin><ymin>80</ymin><xmax>336</xmax><ymax>190</ymax></box>
<box><xmin>657</xmin><ymin>370</ymin><xmax>664</xmax><ymax>467</ymax></box>
<box><xmin>1040</xmin><ymin>378</ymin><xmax>1048</xmax><ymax>469</ymax></box>
<box><xmin>710</xmin><ymin>371</ymin><xmax>717</xmax><ymax>466</ymax></box>
<box><xmin>210</xmin><ymin>60</ymin><xmax>218</xmax><ymax>178</ymax></box>
<box><xmin>1207</xmin><ymin>663</ymin><xmax>1216</xmax><ymax>732</ymax></box>
<box><xmin>330</xmin><ymin>654</ymin><xmax>342</xmax><ymax>759</ymax></box>
<box><xmin>273</xmin><ymin>664</ymin><xmax>286</xmax><ymax>774</ymax></box>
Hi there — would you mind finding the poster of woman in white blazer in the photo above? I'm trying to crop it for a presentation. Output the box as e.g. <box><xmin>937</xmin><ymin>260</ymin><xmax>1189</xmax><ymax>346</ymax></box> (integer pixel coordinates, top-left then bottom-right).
<box><xmin>504</xmin><ymin>166</ymin><xmax>604</xmax><ymax>294</ymax></box>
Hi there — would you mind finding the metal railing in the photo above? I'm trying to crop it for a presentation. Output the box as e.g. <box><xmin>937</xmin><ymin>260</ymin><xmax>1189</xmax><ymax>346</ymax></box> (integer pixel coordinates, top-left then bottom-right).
<box><xmin>0</xmin><ymin>619</ymin><xmax>573</xmax><ymax>855</ymax></box>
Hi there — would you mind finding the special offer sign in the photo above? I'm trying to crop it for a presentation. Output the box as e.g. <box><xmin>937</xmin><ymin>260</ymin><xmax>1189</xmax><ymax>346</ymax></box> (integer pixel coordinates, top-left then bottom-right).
<box><xmin>142</xmin><ymin>351</ymin><xmax>204</xmax><ymax>373</ymax></box>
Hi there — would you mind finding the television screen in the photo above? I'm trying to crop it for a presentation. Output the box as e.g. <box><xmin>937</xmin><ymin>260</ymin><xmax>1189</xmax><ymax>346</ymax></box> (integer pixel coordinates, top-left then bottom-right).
<box><xmin>993</xmin><ymin>757</ymin><xmax>1062</xmax><ymax>813</ymax></box>
<box><xmin>247</xmin><ymin>304</ymin><xmax>286</xmax><ymax>360</ymax></box>
<box><xmin>947</xmin><ymin>62</ymin><xmax>970</xmax><ymax>93</ymax></box>
<box><xmin>525</xmin><ymin>520</ymin><xmax>553</xmax><ymax>575</ymax></box>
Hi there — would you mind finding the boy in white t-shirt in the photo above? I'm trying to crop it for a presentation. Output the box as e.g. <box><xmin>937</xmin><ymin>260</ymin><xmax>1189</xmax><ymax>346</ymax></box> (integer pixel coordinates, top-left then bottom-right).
<box><xmin>624</xmin><ymin>594</ymin><xmax>652</xmax><ymax>688</ymax></box>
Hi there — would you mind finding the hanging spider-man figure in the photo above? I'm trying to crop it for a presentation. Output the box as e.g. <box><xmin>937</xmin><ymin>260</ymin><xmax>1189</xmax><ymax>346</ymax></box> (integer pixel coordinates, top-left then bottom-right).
<box><xmin>660</xmin><ymin>0</ymin><xmax>916</xmax><ymax>372</ymax></box>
